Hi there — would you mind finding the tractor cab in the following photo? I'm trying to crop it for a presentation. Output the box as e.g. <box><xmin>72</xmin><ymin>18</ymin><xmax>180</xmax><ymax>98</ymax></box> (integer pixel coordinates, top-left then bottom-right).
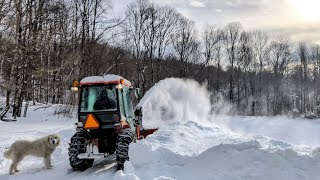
<box><xmin>76</xmin><ymin>75</ymin><xmax>138</xmax><ymax>131</ymax></box>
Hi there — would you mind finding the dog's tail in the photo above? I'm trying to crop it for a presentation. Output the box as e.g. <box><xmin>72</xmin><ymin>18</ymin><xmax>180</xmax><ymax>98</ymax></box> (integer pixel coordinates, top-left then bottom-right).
<box><xmin>3</xmin><ymin>149</ymin><xmax>11</xmax><ymax>159</ymax></box>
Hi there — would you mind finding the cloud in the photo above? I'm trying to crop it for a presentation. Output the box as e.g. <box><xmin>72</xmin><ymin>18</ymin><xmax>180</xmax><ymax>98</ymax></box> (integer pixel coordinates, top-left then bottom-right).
<box><xmin>266</xmin><ymin>23</ymin><xmax>320</xmax><ymax>44</ymax></box>
<box><xmin>111</xmin><ymin>0</ymin><xmax>320</xmax><ymax>44</ymax></box>
<box><xmin>189</xmin><ymin>1</ymin><xmax>206</xmax><ymax>8</ymax></box>
<box><xmin>224</xmin><ymin>0</ymin><xmax>266</xmax><ymax>11</ymax></box>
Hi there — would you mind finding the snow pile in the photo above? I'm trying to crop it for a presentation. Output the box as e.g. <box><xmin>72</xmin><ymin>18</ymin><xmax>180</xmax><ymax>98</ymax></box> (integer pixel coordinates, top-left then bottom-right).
<box><xmin>138</xmin><ymin>78</ymin><xmax>211</xmax><ymax>127</ymax></box>
<box><xmin>131</xmin><ymin>122</ymin><xmax>247</xmax><ymax>158</ymax></box>
<box><xmin>214</xmin><ymin>115</ymin><xmax>320</xmax><ymax>147</ymax></box>
<box><xmin>129</xmin><ymin>122</ymin><xmax>320</xmax><ymax>179</ymax></box>
<box><xmin>130</xmin><ymin>137</ymin><xmax>320</xmax><ymax>179</ymax></box>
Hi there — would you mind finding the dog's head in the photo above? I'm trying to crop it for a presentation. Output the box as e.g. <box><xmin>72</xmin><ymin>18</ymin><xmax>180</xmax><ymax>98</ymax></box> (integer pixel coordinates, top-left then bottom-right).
<box><xmin>47</xmin><ymin>134</ymin><xmax>60</xmax><ymax>147</ymax></box>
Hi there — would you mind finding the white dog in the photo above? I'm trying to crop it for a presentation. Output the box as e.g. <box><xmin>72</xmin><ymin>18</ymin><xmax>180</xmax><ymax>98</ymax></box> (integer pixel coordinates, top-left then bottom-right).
<box><xmin>3</xmin><ymin>134</ymin><xmax>60</xmax><ymax>175</ymax></box>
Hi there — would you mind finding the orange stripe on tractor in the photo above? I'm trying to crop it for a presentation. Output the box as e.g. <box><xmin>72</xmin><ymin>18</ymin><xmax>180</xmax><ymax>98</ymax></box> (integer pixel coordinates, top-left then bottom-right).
<box><xmin>136</xmin><ymin>125</ymin><xmax>141</xmax><ymax>139</ymax></box>
<box><xmin>120</xmin><ymin>120</ymin><xmax>131</xmax><ymax>129</ymax></box>
<box><xmin>84</xmin><ymin>114</ymin><xmax>100</xmax><ymax>129</ymax></box>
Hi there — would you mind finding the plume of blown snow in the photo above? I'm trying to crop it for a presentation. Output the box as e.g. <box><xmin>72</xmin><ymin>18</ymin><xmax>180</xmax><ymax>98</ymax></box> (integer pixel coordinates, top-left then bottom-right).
<box><xmin>138</xmin><ymin>78</ymin><xmax>212</xmax><ymax>128</ymax></box>
<box><xmin>210</xmin><ymin>93</ymin><xmax>232</xmax><ymax>115</ymax></box>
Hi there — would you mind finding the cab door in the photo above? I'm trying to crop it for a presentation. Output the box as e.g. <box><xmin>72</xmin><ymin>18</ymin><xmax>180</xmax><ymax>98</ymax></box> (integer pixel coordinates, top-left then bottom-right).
<box><xmin>121</xmin><ymin>87</ymin><xmax>135</xmax><ymax>130</ymax></box>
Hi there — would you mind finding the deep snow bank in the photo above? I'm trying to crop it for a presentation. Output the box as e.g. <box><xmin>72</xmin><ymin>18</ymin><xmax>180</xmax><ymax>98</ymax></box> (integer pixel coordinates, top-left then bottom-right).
<box><xmin>214</xmin><ymin>115</ymin><xmax>320</xmax><ymax>147</ymax></box>
<box><xmin>128</xmin><ymin>120</ymin><xmax>320</xmax><ymax>179</ymax></box>
<box><xmin>130</xmin><ymin>135</ymin><xmax>320</xmax><ymax>180</ymax></box>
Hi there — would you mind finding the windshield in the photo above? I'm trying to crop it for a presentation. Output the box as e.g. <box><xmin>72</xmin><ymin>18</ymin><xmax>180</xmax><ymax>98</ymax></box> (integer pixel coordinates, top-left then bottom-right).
<box><xmin>80</xmin><ymin>86</ymin><xmax>118</xmax><ymax>112</ymax></box>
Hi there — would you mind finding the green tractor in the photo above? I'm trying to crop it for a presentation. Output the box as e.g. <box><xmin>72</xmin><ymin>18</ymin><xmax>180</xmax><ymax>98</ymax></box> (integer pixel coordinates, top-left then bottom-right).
<box><xmin>68</xmin><ymin>75</ymin><xmax>157</xmax><ymax>171</ymax></box>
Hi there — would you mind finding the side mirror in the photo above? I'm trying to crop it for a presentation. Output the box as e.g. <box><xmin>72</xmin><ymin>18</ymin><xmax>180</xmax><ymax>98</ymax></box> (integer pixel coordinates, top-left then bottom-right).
<box><xmin>134</xmin><ymin>88</ymin><xmax>141</xmax><ymax>99</ymax></box>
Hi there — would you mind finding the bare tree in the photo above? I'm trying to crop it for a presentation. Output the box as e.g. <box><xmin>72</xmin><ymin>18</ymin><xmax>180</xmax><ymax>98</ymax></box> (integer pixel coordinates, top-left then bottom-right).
<box><xmin>237</xmin><ymin>31</ymin><xmax>254</xmax><ymax>114</ymax></box>
<box><xmin>153</xmin><ymin>6</ymin><xmax>178</xmax><ymax>81</ymax></box>
<box><xmin>224</xmin><ymin>22</ymin><xmax>241</xmax><ymax>103</ymax></box>
<box><xmin>311</xmin><ymin>44</ymin><xmax>320</xmax><ymax>106</ymax></box>
<box><xmin>0</xmin><ymin>0</ymin><xmax>10</xmax><ymax>25</ymax></box>
<box><xmin>78</xmin><ymin>0</ymin><xmax>121</xmax><ymax>78</ymax></box>
<box><xmin>172</xmin><ymin>16</ymin><xmax>199</xmax><ymax>77</ymax></box>
<box><xmin>251</xmin><ymin>30</ymin><xmax>270</xmax><ymax>115</ymax></box>
<box><xmin>124</xmin><ymin>0</ymin><xmax>150</xmax><ymax>93</ymax></box>
<box><xmin>298</xmin><ymin>43</ymin><xmax>309</xmax><ymax>113</ymax></box>
<box><xmin>202</xmin><ymin>24</ymin><xmax>224</xmax><ymax>91</ymax></box>
<box><xmin>269</xmin><ymin>39</ymin><xmax>292</xmax><ymax>115</ymax></box>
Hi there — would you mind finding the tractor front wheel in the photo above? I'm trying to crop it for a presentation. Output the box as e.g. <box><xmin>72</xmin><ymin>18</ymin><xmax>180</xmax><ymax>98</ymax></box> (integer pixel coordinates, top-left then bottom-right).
<box><xmin>115</xmin><ymin>128</ymin><xmax>134</xmax><ymax>170</ymax></box>
<box><xmin>68</xmin><ymin>131</ymin><xmax>94</xmax><ymax>171</ymax></box>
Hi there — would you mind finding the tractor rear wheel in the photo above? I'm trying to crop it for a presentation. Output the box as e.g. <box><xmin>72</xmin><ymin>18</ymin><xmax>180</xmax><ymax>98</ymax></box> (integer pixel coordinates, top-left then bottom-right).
<box><xmin>68</xmin><ymin>131</ymin><xmax>94</xmax><ymax>171</ymax></box>
<box><xmin>115</xmin><ymin>128</ymin><xmax>134</xmax><ymax>170</ymax></box>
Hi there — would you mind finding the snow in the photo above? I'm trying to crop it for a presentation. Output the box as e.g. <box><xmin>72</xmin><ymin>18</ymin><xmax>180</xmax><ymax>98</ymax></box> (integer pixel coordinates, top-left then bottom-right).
<box><xmin>129</xmin><ymin>124</ymin><xmax>320</xmax><ymax>180</ymax></box>
<box><xmin>138</xmin><ymin>78</ymin><xmax>212</xmax><ymax>128</ymax></box>
<box><xmin>1</xmin><ymin>78</ymin><xmax>320</xmax><ymax>180</ymax></box>
<box><xmin>80</xmin><ymin>74</ymin><xmax>132</xmax><ymax>86</ymax></box>
<box><xmin>113</xmin><ymin>162</ymin><xmax>139</xmax><ymax>180</ymax></box>
<box><xmin>137</xmin><ymin>142</ymin><xmax>315</xmax><ymax>179</ymax></box>
<box><xmin>214</xmin><ymin>115</ymin><xmax>320</xmax><ymax>148</ymax></box>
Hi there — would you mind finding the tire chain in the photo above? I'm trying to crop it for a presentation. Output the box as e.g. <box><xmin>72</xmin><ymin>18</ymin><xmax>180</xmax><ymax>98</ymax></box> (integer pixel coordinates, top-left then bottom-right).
<box><xmin>68</xmin><ymin>131</ymin><xmax>94</xmax><ymax>171</ymax></box>
<box><xmin>115</xmin><ymin>129</ymin><xmax>134</xmax><ymax>169</ymax></box>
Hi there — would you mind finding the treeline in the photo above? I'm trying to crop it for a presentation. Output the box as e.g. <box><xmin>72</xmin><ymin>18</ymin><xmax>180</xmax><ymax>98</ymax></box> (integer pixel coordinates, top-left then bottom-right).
<box><xmin>0</xmin><ymin>0</ymin><xmax>320</xmax><ymax>117</ymax></box>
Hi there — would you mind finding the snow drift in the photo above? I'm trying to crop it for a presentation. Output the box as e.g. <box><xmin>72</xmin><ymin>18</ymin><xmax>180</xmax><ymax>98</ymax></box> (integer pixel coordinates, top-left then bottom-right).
<box><xmin>130</xmin><ymin>136</ymin><xmax>320</xmax><ymax>180</ymax></box>
<box><xmin>214</xmin><ymin>115</ymin><xmax>320</xmax><ymax>147</ymax></box>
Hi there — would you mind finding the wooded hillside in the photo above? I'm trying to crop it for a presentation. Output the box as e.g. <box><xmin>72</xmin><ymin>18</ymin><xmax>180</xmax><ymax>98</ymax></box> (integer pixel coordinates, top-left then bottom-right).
<box><xmin>0</xmin><ymin>0</ymin><xmax>319</xmax><ymax>117</ymax></box>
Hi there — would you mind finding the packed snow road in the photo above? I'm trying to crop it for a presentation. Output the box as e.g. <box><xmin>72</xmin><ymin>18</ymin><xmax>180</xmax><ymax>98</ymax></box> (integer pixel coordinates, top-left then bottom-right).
<box><xmin>1</xmin><ymin>78</ymin><xmax>320</xmax><ymax>180</ymax></box>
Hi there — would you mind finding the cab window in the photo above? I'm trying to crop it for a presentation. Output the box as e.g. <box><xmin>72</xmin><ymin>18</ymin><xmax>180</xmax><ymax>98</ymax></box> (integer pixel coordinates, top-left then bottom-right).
<box><xmin>80</xmin><ymin>86</ymin><xmax>118</xmax><ymax>112</ymax></box>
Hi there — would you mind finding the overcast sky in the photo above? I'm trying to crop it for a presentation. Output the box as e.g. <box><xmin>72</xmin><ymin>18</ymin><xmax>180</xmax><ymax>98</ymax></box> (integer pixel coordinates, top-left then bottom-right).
<box><xmin>111</xmin><ymin>0</ymin><xmax>320</xmax><ymax>44</ymax></box>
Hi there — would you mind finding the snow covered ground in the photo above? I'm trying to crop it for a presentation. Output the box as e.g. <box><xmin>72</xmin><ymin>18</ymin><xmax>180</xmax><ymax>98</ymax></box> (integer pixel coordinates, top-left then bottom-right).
<box><xmin>215</xmin><ymin>115</ymin><xmax>320</xmax><ymax>148</ymax></box>
<box><xmin>1</xmin><ymin>78</ymin><xmax>320</xmax><ymax>180</ymax></box>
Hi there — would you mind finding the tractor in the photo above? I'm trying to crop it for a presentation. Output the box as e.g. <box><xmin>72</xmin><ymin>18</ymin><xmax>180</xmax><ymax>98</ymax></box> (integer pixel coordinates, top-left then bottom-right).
<box><xmin>68</xmin><ymin>74</ymin><xmax>157</xmax><ymax>171</ymax></box>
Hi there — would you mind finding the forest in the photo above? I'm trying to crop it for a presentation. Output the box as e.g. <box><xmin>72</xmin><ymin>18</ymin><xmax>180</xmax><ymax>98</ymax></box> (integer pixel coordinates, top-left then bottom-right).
<box><xmin>0</xmin><ymin>0</ymin><xmax>320</xmax><ymax>117</ymax></box>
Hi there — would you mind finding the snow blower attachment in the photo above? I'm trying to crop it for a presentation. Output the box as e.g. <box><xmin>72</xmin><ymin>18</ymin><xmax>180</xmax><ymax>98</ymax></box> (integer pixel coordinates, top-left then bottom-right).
<box><xmin>68</xmin><ymin>75</ymin><xmax>158</xmax><ymax>171</ymax></box>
